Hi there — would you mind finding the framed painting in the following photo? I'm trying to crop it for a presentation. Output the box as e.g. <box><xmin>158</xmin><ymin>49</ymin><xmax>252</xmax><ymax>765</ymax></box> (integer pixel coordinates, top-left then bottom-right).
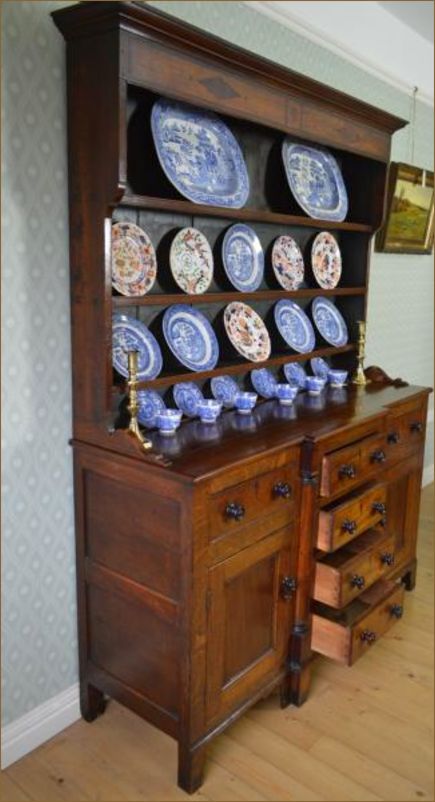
<box><xmin>375</xmin><ymin>163</ymin><xmax>434</xmax><ymax>254</ymax></box>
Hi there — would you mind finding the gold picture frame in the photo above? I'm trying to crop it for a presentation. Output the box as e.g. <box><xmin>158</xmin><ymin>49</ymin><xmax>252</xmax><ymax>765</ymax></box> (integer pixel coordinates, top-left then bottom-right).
<box><xmin>375</xmin><ymin>162</ymin><xmax>434</xmax><ymax>254</ymax></box>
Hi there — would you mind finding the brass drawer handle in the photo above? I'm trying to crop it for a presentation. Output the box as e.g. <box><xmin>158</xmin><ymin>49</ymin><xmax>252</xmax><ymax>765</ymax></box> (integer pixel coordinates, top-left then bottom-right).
<box><xmin>360</xmin><ymin>629</ymin><xmax>377</xmax><ymax>643</ymax></box>
<box><xmin>390</xmin><ymin>604</ymin><xmax>403</xmax><ymax>619</ymax></box>
<box><xmin>280</xmin><ymin>576</ymin><xmax>297</xmax><ymax>600</ymax></box>
<box><xmin>339</xmin><ymin>463</ymin><xmax>356</xmax><ymax>479</ymax></box>
<box><xmin>273</xmin><ymin>481</ymin><xmax>292</xmax><ymax>499</ymax></box>
<box><xmin>410</xmin><ymin>421</ymin><xmax>423</xmax><ymax>433</ymax></box>
<box><xmin>350</xmin><ymin>574</ymin><xmax>365</xmax><ymax>589</ymax></box>
<box><xmin>372</xmin><ymin>501</ymin><xmax>386</xmax><ymax>515</ymax></box>
<box><xmin>225</xmin><ymin>502</ymin><xmax>245</xmax><ymax>521</ymax></box>
<box><xmin>342</xmin><ymin>518</ymin><xmax>357</xmax><ymax>534</ymax></box>
<box><xmin>370</xmin><ymin>449</ymin><xmax>386</xmax><ymax>464</ymax></box>
<box><xmin>380</xmin><ymin>552</ymin><xmax>394</xmax><ymax>566</ymax></box>
<box><xmin>387</xmin><ymin>431</ymin><xmax>400</xmax><ymax>444</ymax></box>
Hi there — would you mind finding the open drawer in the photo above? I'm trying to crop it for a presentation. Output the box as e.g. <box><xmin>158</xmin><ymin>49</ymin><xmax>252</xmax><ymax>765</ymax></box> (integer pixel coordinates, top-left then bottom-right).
<box><xmin>311</xmin><ymin>579</ymin><xmax>405</xmax><ymax>666</ymax></box>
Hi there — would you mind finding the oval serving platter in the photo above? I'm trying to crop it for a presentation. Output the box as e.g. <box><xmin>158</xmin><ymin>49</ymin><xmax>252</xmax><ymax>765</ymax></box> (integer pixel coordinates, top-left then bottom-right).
<box><xmin>312</xmin><ymin>297</ymin><xmax>349</xmax><ymax>347</ymax></box>
<box><xmin>210</xmin><ymin>375</ymin><xmax>240</xmax><ymax>408</ymax></box>
<box><xmin>151</xmin><ymin>98</ymin><xmax>250</xmax><ymax>209</ymax></box>
<box><xmin>283</xmin><ymin>362</ymin><xmax>307</xmax><ymax>389</ymax></box>
<box><xmin>250</xmin><ymin>368</ymin><xmax>278</xmax><ymax>399</ymax></box>
<box><xmin>222</xmin><ymin>223</ymin><xmax>264</xmax><ymax>292</ymax></box>
<box><xmin>274</xmin><ymin>299</ymin><xmax>316</xmax><ymax>353</ymax></box>
<box><xmin>281</xmin><ymin>140</ymin><xmax>348</xmax><ymax>222</ymax></box>
<box><xmin>223</xmin><ymin>302</ymin><xmax>271</xmax><ymax>363</ymax></box>
<box><xmin>170</xmin><ymin>227</ymin><xmax>213</xmax><ymax>295</ymax></box>
<box><xmin>173</xmin><ymin>381</ymin><xmax>204</xmax><ymax>417</ymax></box>
<box><xmin>311</xmin><ymin>231</ymin><xmax>342</xmax><ymax>289</ymax></box>
<box><xmin>271</xmin><ymin>235</ymin><xmax>304</xmax><ymax>291</ymax></box>
<box><xmin>162</xmin><ymin>305</ymin><xmax>219</xmax><ymax>372</ymax></box>
<box><xmin>112</xmin><ymin>314</ymin><xmax>163</xmax><ymax>380</ymax></box>
<box><xmin>111</xmin><ymin>222</ymin><xmax>157</xmax><ymax>297</ymax></box>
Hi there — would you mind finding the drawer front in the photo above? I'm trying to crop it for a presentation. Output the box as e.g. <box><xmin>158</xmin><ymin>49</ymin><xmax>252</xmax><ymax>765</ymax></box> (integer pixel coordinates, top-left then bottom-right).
<box><xmin>320</xmin><ymin>432</ymin><xmax>389</xmax><ymax>498</ymax></box>
<box><xmin>207</xmin><ymin>462</ymin><xmax>296</xmax><ymax>541</ymax></box>
<box><xmin>317</xmin><ymin>482</ymin><xmax>387</xmax><ymax>552</ymax></box>
<box><xmin>314</xmin><ymin>529</ymin><xmax>396</xmax><ymax>608</ymax></box>
<box><xmin>386</xmin><ymin>402</ymin><xmax>427</xmax><ymax>463</ymax></box>
<box><xmin>350</xmin><ymin>581</ymin><xmax>405</xmax><ymax>663</ymax></box>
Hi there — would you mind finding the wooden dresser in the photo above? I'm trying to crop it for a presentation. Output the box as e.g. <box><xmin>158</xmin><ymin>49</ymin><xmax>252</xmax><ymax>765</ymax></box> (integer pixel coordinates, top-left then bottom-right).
<box><xmin>52</xmin><ymin>2</ymin><xmax>431</xmax><ymax>793</ymax></box>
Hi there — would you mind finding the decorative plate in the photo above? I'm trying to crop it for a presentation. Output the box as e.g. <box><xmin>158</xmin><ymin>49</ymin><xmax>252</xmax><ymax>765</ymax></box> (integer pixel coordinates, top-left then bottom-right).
<box><xmin>137</xmin><ymin>390</ymin><xmax>166</xmax><ymax>428</ymax></box>
<box><xmin>222</xmin><ymin>224</ymin><xmax>264</xmax><ymax>292</ymax></box>
<box><xmin>151</xmin><ymin>98</ymin><xmax>249</xmax><ymax>208</ymax></box>
<box><xmin>281</xmin><ymin>141</ymin><xmax>348</xmax><ymax>222</ymax></box>
<box><xmin>271</xmin><ymin>235</ymin><xmax>304</xmax><ymax>291</ymax></box>
<box><xmin>223</xmin><ymin>302</ymin><xmax>271</xmax><ymax>362</ymax></box>
<box><xmin>210</xmin><ymin>375</ymin><xmax>239</xmax><ymax>408</ymax></box>
<box><xmin>274</xmin><ymin>299</ymin><xmax>316</xmax><ymax>353</ymax></box>
<box><xmin>112</xmin><ymin>314</ymin><xmax>163</xmax><ymax>380</ymax></box>
<box><xmin>283</xmin><ymin>362</ymin><xmax>307</xmax><ymax>389</ymax></box>
<box><xmin>162</xmin><ymin>305</ymin><xmax>219</xmax><ymax>372</ymax></box>
<box><xmin>169</xmin><ymin>228</ymin><xmax>213</xmax><ymax>295</ymax></box>
<box><xmin>111</xmin><ymin>222</ymin><xmax>157</xmax><ymax>297</ymax></box>
<box><xmin>311</xmin><ymin>231</ymin><xmax>342</xmax><ymax>289</ymax></box>
<box><xmin>250</xmin><ymin>368</ymin><xmax>278</xmax><ymax>399</ymax></box>
<box><xmin>310</xmin><ymin>357</ymin><xmax>330</xmax><ymax>380</ymax></box>
<box><xmin>312</xmin><ymin>297</ymin><xmax>349</xmax><ymax>347</ymax></box>
<box><xmin>173</xmin><ymin>381</ymin><xmax>204</xmax><ymax>417</ymax></box>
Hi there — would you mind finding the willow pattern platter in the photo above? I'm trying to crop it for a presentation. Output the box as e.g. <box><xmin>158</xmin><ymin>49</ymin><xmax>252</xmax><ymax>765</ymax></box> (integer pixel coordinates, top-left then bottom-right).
<box><xmin>311</xmin><ymin>231</ymin><xmax>342</xmax><ymax>289</ymax></box>
<box><xmin>250</xmin><ymin>368</ymin><xmax>278</xmax><ymax>399</ymax></box>
<box><xmin>112</xmin><ymin>314</ymin><xmax>163</xmax><ymax>380</ymax></box>
<box><xmin>137</xmin><ymin>390</ymin><xmax>166</xmax><ymax>428</ymax></box>
<box><xmin>170</xmin><ymin>228</ymin><xmax>213</xmax><ymax>294</ymax></box>
<box><xmin>274</xmin><ymin>299</ymin><xmax>316</xmax><ymax>353</ymax></box>
<box><xmin>312</xmin><ymin>297</ymin><xmax>348</xmax><ymax>347</ymax></box>
<box><xmin>211</xmin><ymin>375</ymin><xmax>239</xmax><ymax>408</ymax></box>
<box><xmin>283</xmin><ymin>362</ymin><xmax>307</xmax><ymax>389</ymax></box>
<box><xmin>111</xmin><ymin>222</ymin><xmax>157</xmax><ymax>297</ymax></box>
<box><xmin>271</xmin><ymin>235</ymin><xmax>304</xmax><ymax>290</ymax></box>
<box><xmin>151</xmin><ymin>98</ymin><xmax>249</xmax><ymax>208</ymax></box>
<box><xmin>162</xmin><ymin>305</ymin><xmax>219</xmax><ymax>372</ymax></box>
<box><xmin>310</xmin><ymin>356</ymin><xmax>330</xmax><ymax>380</ymax></box>
<box><xmin>223</xmin><ymin>302</ymin><xmax>271</xmax><ymax>363</ymax></box>
<box><xmin>222</xmin><ymin>224</ymin><xmax>264</xmax><ymax>292</ymax></box>
<box><xmin>173</xmin><ymin>381</ymin><xmax>204</xmax><ymax>417</ymax></box>
<box><xmin>281</xmin><ymin>141</ymin><xmax>348</xmax><ymax>222</ymax></box>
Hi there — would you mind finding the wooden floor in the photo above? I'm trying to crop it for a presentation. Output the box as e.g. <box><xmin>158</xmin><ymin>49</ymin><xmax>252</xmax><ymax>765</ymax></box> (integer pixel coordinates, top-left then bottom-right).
<box><xmin>2</xmin><ymin>484</ymin><xmax>433</xmax><ymax>802</ymax></box>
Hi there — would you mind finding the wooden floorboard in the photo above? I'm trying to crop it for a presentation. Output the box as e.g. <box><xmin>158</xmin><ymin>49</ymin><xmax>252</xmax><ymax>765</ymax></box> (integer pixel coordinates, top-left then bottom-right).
<box><xmin>1</xmin><ymin>484</ymin><xmax>433</xmax><ymax>802</ymax></box>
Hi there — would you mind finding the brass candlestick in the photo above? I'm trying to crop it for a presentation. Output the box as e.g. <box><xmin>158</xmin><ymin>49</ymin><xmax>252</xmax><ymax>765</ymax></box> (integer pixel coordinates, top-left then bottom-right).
<box><xmin>127</xmin><ymin>351</ymin><xmax>152</xmax><ymax>451</ymax></box>
<box><xmin>351</xmin><ymin>320</ymin><xmax>371</xmax><ymax>386</ymax></box>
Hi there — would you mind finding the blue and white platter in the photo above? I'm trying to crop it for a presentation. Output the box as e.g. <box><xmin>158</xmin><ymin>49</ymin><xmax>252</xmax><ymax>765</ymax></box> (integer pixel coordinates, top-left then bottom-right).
<box><xmin>173</xmin><ymin>381</ymin><xmax>204</xmax><ymax>417</ymax></box>
<box><xmin>112</xmin><ymin>314</ymin><xmax>163</xmax><ymax>380</ymax></box>
<box><xmin>137</xmin><ymin>390</ymin><xmax>166</xmax><ymax>428</ymax></box>
<box><xmin>151</xmin><ymin>98</ymin><xmax>250</xmax><ymax>209</ymax></box>
<box><xmin>162</xmin><ymin>305</ymin><xmax>219</xmax><ymax>372</ymax></box>
<box><xmin>281</xmin><ymin>140</ymin><xmax>348</xmax><ymax>222</ymax></box>
<box><xmin>310</xmin><ymin>357</ymin><xmax>330</xmax><ymax>380</ymax></box>
<box><xmin>274</xmin><ymin>299</ymin><xmax>316</xmax><ymax>354</ymax></box>
<box><xmin>250</xmin><ymin>368</ymin><xmax>277</xmax><ymax>399</ymax></box>
<box><xmin>222</xmin><ymin>224</ymin><xmax>264</xmax><ymax>292</ymax></box>
<box><xmin>210</xmin><ymin>375</ymin><xmax>239</xmax><ymax>408</ymax></box>
<box><xmin>312</xmin><ymin>297</ymin><xmax>349</xmax><ymax>347</ymax></box>
<box><xmin>283</xmin><ymin>363</ymin><xmax>307</xmax><ymax>389</ymax></box>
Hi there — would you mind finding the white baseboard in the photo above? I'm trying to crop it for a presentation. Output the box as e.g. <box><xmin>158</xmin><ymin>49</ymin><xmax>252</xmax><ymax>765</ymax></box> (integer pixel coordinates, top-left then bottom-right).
<box><xmin>1</xmin><ymin>683</ymin><xmax>80</xmax><ymax>769</ymax></box>
<box><xmin>422</xmin><ymin>463</ymin><xmax>434</xmax><ymax>488</ymax></box>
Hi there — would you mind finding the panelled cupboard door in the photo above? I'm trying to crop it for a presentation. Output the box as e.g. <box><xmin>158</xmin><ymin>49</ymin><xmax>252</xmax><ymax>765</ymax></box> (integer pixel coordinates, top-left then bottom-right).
<box><xmin>205</xmin><ymin>528</ymin><xmax>295</xmax><ymax>724</ymax></box>
<box><xmin>384</xmin><ymin>455</ymin><xmax>423</xmax><ymax>573</ymax></box>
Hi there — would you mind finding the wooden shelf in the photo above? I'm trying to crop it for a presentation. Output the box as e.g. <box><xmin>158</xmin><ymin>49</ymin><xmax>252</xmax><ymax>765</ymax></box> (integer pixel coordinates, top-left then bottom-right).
<box><xmin>118</xmin><ymin>194</ymin><xmax>373</xmax><ymax>233</ymax></box>
<box><xmin>112</xmin><ymin>287</ymin><xmax>366</xmax><ymax>307</ymax></box>
<box><xmin>124</xmin><ymin>344</ymin><xmax>356</xmax><ymax>390</ymax></box>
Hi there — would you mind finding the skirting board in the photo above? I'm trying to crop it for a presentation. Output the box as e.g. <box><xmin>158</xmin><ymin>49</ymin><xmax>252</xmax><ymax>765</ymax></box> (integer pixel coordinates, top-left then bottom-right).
<box><xmin>1</xmin><ymin>683</ymin><xmax>80</xmax><ymax>769</ymax></box>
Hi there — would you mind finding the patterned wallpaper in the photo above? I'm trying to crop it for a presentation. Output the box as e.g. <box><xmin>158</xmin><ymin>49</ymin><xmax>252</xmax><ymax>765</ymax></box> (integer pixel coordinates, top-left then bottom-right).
<box><xmin>2</xmin><ymin>0</ymin><xmax>433</xmax><ymax>727</ymax></box>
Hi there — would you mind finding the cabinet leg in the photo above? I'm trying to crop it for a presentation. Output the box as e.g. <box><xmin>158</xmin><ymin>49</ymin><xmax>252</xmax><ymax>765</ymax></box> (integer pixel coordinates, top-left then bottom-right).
<box><xmin>178</xmin><ymin>741</ymin><xmax>207</xmax><ymax>794</ymax></box>
<box><xmin>403</xmin><ymin>559</ymin><xmax>417</xmax><ymax>591</ymax></box>
<box><xmin>80</xmin><ymin>682</ymin><xmax>106</xmax><ymax>722</ymax></box>
<box><xmin>280</xmin><ymin>661</ymin><xmax>312</xmax><ymax>708</ymax></box>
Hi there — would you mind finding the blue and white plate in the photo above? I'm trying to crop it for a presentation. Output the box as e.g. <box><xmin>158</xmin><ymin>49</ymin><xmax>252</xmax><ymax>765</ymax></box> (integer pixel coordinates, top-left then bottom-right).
<box><xmin>250</xmin><ymin>368</ymin><xmax>278</xmax><ymax>399</ymax></box>
<box><xmin>151</xmin><ymin>98</ymin><xmax>249</xmax><ymax>208</ymax></box>
<box><xmin>312</xmin><ymin>297</ymin><xmax>349</xmax><ymax>347</ymax></box>
<box><xmin>112</xmin><ymin>314</ymin><xmax>163</xmax><ymax>380</ymax></box>
<box><xmin>211</xmin><ymin>375</ymin><xmax>239</xmax><ymax>408</ymax></box>
<box><xmin>162</xmin><ymin>305</ymin><xmax>219</xmax><ymax>372</ymax></box>
<box><xmin>137</xmin><ymin>390</ymin><xmax>166</xmax><ymax>428</ymax></box>
<box><xmin>222</xmin><ymin>224</ymin><xmax>264</xmax><ymax>292</ymax></box>
<box><xmin>281</xmin><ymin>141</ymin><xmax>348</xmax><ymax>222</ymax></box>
<box><xmin>173</xmin><ymin>381</ymin><xmax>204</xmax><ymax>417</ymax></box>
<box><xmin>283</xmin><ymin>363</ymin><xmax>307</xmax><ymax>389</ymax></box>
<box><xmin>310</xmin><ymin>357</ymin><xmax>330</xmax><ymax>380</ymax></box>
<box><xmin>274</xmin><ymin>300</ymin><xmax>316</xmax><ymax>353</ymax></box>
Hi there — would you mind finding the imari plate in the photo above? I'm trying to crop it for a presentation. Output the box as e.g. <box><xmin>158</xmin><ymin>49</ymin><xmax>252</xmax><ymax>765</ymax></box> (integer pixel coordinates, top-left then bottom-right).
<box><xmin>271</xmin><ymin>235</ymin><xmax>304</xmax><ymax>291</ymax></box>
<box><xmin>112</xmin><ymin>314</ymin><xmax>163</xmax><ymax>380</ymax></box>
<box><xmin>274</xmin><ymin>299</ymin><xmax>316</xmax><ymax>353</ymax></box>
<box><xmin>111</xmin><ymin>222</ymin><xmax>157</xmax><ymax>297</ymax></box>
<box><xmin>151</xmin><ymin>98</ymin><xmax>250</xmax><ymax>208</ymax></box>
<box><xmin>222</xmin><ymin>223</ymin><xmax>264</xmax><ymax>292</ymax></box>
<box><xmin>312</xmin><ymin>297</ymin><xmax>349</xmax><ymax>347</ymax></box>
<box><xmin>282</xmin><ymin>141</ymin><xmax>348</xmax><ymax>222</ymax></box>
<box><xmin>311</xmin><ymin>231</ymin><xmax>342</xmax><ymax>289</ymax></box>
<box><xmin>223</xmin><ymin>302</ymin><xmax>271</xmax><ymax>363</ymax></box>
<box><xmin>162</xmin><ymin>305</ymin><xmax>219</xmax><ymax>372</ymax></box>
<box><xmin>170</xmin><ymin>228</ymin><xmax>213</xmax><ymax>295</ymax></box>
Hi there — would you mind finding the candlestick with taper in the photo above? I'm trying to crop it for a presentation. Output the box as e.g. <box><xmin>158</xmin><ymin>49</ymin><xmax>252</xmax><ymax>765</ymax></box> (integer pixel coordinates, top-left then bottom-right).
<box><xmin>351</xmin><ymin>320</ymin><xmax>371</xmax><ymax>386</ymax></box>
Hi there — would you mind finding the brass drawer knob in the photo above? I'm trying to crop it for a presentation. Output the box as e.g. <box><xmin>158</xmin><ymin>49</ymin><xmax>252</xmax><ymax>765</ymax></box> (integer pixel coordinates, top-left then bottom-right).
<box><xmin>387</xmin><ymin>431</ymin><xmax>400</xmax><ymax>444</ymax></box>
<box><xmin>350</xmin><ymin>574</ymin><xmax>365</xmax><ymax>589</ymax></box>
<box><xmin>390</xmin><ymin>604</ymin><xmax>403</xmax><ymax>619</ymax></box>
<box><xmin>280</xmin><ymin>576</ymin><xmax>297</xmax><ymax>600</ymax></box>
<box><xmin>410</xmin><ymin>421</ymin><xmax>423</xmax><ymax>433</ymax></box>
<box><xmin>342</xmin><ymin>519</ymin><xmax>357</xmax><ymax>534</ymax></box>
<box><xmin>370</xmin><ymin>449</ymin><xmax>386</xmax><ymax>464</ymax></box>
<box><xmin>360</xmin><ymin>629</ymin><xmax>377</xmax><ymax>643</ymax></box>
<box><xmin>339</xmin><ymin>463</ymin><xmax>356</xmax><ymax>479</ymax></box>
<box><xmin>273</xmin><ymin>481</ymin><xmax>292</xmax><ymax>499</ymax></box>
<box><xmin>225</xmin><ymin>502</ymin><xmax>245</xmax><ymax>521</ymax></box>
<box><xmin>372</xmin><ymin>501</ymin><xmax>386</xmax><ymax>515</ymax></box>
<box><xmin>380</xmin><ymin>552</ymin><xmax>394</xmax><ymax>566</ymax></box>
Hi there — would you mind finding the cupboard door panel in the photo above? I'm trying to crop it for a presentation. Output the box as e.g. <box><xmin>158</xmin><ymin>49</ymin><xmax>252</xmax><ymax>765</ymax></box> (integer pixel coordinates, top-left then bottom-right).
<box><xmin>384</xmin><ymin>455</ymin><xmax>423</xmax><ymax>573</ymax></box>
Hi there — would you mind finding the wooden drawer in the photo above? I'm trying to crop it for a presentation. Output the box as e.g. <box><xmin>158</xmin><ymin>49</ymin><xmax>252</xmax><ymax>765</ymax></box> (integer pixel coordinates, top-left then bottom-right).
<box><xmin>314</xmin><ymin>529</ymin><xmax>396</xmax><ymax>608</ymax></box>
<box><xmin>207</xmin><ymin>461</ymin><xmax>296</xmax><ymax>541</ymax></box>
<box><xmin>317</xmin><ymin>482</ymin><xmax>387</xmax><ymax>552</ymax></box>
<box><xmin>385</xmin><ymin>400</ymin><xmax>427</xmax><ymax>463</ymax></box>
<box><xmin>311</xmin><ymin>579</ymin><xmax>405</xmax><ymax>666</ymax></box>
<box><xmin>320</xmin><ymin>433</ymin><xmax>388</xmax><ymax>498</ymax></box>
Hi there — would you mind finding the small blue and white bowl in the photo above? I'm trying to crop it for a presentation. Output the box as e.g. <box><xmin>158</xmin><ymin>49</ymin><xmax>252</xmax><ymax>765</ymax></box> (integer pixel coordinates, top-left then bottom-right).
<box><xmin>275</xmin><ymin>384</ymin><xmax>298</xmax><ymax>406</ymax></box>
<box><xmin>234</xmin><ymin>392</ymin><xmax>257</xmax><ymax>415</ymax></box>
<box><xmin>196</xmin><ymin>399</ymin><xmax>222</xmax><ymax>424</ymax></box>
<box><xmin>305</xmin><ymin>376</ymin><xmax>325</xmax><ymax>396</ymax></box>
<box><xmin>327</xmin><ymin>369</ymin><xmax>348</xmax><ymax>387</ymax></box>
<box><xmin>155</xmin><ymin>409</ymin><xmax>182</xmax><ymax>436</ymax></box>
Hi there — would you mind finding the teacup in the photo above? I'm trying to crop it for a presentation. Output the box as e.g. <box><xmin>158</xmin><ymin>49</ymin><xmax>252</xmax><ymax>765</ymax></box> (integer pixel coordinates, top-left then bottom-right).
<box><xmin>327</xmin><ymin>369</ymin><xmax>348</xmax><ymax>387</ymax></box>
<box><xmin>305</xmin><ymin>376</ymin><xmax>325</xmax><ymax>396</ymax></box>
<box><xmin>196</xmin><ymin>399</ymin><xmax>222</xmax><ymax>424</ymax></box>
<box><xmin>275</xmin><ymin>383</ymin><xmax>298</xmax><ymax>406</ymax></box>
<box><xmin>234</xmin><ymin>391</ymin><xmax>257</xmax><ymax>415</ymax></box>
<box><xmin>155</xmin><ymin>409</ymin><xmax>182</xmax><ymax>436</ymax></box>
